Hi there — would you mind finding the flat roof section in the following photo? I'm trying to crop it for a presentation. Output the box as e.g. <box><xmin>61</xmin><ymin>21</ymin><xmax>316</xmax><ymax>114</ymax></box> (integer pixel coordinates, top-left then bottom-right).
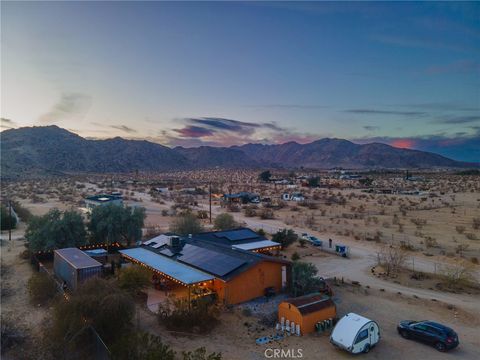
<box><xmin>55</xmin><ymin>248</ymin><xmax>102</xmax><ymax>269</ymax></box>
<box><xmin>119</xmin><ymin>247</ymin><xmax>214</xmax><ymax>285</ymax></box>
<box><xmin>232</xmin><ymin>240</ymin><xmax>281</xmax><ymax>251</ymax></box>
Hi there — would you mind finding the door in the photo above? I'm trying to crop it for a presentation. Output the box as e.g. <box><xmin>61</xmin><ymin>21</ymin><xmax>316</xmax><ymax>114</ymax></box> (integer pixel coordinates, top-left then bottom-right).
<box><xmin>369</xmin><ymin>324</ymin><xmax>377</xmax><ymax>344</ymax></box>
<box><xmin>412</xmin><ymin>324</ymin><xmax>431</xmax><ymax>344</ymax></box>
<box><xmin>354</xmin><ymin>328</ymin><xmax>369</xmax><ymax>353</ymax></box>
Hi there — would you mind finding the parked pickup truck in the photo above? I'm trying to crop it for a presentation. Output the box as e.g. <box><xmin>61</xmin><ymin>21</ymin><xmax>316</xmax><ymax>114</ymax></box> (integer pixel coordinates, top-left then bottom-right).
<box><xmin>301</xmin><ymin>233</ymin><xmax>323</xmax><ymax>247</ymax></box>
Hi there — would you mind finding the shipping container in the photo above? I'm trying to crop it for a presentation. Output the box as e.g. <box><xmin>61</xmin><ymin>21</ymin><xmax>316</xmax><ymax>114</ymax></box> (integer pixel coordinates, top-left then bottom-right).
<box><xmin>54</xmin><ymin>248</ymin><xmax>102</xmax><ymax>290</ymax></box>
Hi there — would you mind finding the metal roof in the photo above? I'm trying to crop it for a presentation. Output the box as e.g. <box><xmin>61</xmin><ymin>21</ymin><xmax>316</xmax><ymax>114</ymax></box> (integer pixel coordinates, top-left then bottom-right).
<box><xmin>282</xmin><ymin>294</ymin><xmax>335</xmax><ymax>315</ymax></box>
<box><xmin>55</xmin><ymin>248</ymin><xmax>102</xmax><ymax>269</ymax></box>
<box><xmin>119</xmin><ymin>247</ymin><xmax>213</xmax><ymax>285</ymax></box>
<box><xmin>232</xmin><ymin>240</ymin><xmax>281</xmax><ymax>251</ymax></box>
<box><xmin>194</xmin><ymin>228</ymin><xmax>265</xmax><ymax>244</ymax></box>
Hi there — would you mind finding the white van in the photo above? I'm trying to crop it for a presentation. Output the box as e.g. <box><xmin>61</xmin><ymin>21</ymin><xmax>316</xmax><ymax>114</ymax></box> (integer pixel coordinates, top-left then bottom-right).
<box><xmin>330</xmin><ymin>313</ymin><xmax>380</xmax><ymax>354</ymax></box>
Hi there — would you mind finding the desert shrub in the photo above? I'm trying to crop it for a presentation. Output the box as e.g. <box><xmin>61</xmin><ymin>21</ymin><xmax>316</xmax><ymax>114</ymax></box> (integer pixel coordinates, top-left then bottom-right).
<box><xmin>465</xmin><ymin>233</ymin><xmax>478</xmax><ymax>241</ymax></box>
<box><xmin>243</xmin><ymin>205</ymin><xmax>257</xmax><ymax>217</ymax></box>
<box><xmin>455</xmin><ymin>225</ymin><xmax>466</xmax><ymax>234</ymax></box>
<box><xmin>471</xmin><ymin>257</ymin><xmax>479</xmax><ymax>265</ymax></box>
<box><xmin>259</xmin><ymin>208</ymin><xmax>274</xmax><ymax>220</ymax></box>
<box><xmin>473</xmin><ymin>218</ymin><xmax>480</xmax><ymax>230</ymax></box>
<box><xmin>170</xmin><ymin>213</ymin><xmax>204</xmax><ymax>236</ymax></box>
<box><xmin>256</xmin><ymin>228</ymin><xmax>266</xmax><ymax>237</ymax></box>
<box><xmin>197</xmin><ymin>210</ymin><xmax>209</xmax><ymax>220</ymax></box>
<box><xmin>1</xmin><ymin>314</ymin><xmax>27</xmax><ymax>354</ymax></box>
<box><xmin>27</xmin><ymin>272</ymin><xmax>57</xmax><ymax>305</ymax></box>
<box><xmin>424</xmin><ymin>236</ymin><xmax>438</xmax><ymax>248</ymax></box>
<box><xmin>47</xmin><ymin>278</ymin><xmax>134</xmax><ymax>349</ymax></box>
<box><xmin>117</xmin><ymin>265</ymin><xmax>151</xmax><ymax>295</ymax></box>
<box><xmin>159</xmin><ymin>297</ymin><xmax>219</xmax><ymax>334</ymax></box>
<box><xmin>182</xmin><ymin>347</ymin><xmax>222</xmax><ymax>360</ymax></box>
<box><xmin>439</xmin><ymin>264</ymin><xmax>476</xmax><ymax>289</ymax></box>
<box><xmin>299</xmin><ymin>239</ymin><xmax>307</xmax><ymax>247</ymax></box>
<box><xmin>291</xmin><ymin>252</ymin><xmax>300</xmax><ymax>261</ymax></box>
<box><xmin>226</xmin><ymin>203</ymin><xmax>240</xmax><ymax>212</ymax></box>
<box><xmin>110</xmin><ymin>331</ymin><xmax>176</xmax><ymax>360</ymax></box>
<box><xmin>272</xmin><ymin>229</ymin><xmax>297</xmax><ymax>249</ymax></box>
<box><xmin>214</xmin><ymin>213</ymin><xmax>237</xmax><ymax>231</ymax></box>
<box><xmin>376</xmin><ymin>244</ymin><xmax>407</xmax><ymax>277</ymax></box>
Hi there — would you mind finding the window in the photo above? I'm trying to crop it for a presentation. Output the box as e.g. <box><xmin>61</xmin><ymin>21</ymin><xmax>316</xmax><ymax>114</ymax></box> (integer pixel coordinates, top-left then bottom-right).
<box><xmin>355</xmin><ymin>329</ymin><xmax>369</xmax><ymax>344</ymax></box>
<box><xmin>413</xmin><ymin>324</ymin><xmax>428</xmax><ymax>332</ymax></box>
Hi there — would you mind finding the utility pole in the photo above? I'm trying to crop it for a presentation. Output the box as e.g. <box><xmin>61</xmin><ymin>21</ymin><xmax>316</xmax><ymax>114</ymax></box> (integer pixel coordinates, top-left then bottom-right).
<box><xmin>209</xmin><ymin>183</ymin><xmax>212</xmax><ymax>224</ymax></box>
<box><xmin>8</xmin><ymin>200</ymin><xmax>12</xmax><ymax>242</ymax></box>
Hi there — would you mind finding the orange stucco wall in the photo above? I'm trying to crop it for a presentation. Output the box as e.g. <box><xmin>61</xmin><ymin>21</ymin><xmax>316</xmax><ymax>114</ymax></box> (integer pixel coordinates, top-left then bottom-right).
<box><xmin>212</xmin><ymin>261</ymin><xmax>284</xmax><ymax>305</ymax></box>
<box><xmin>278</xmin><ymin>302</ymin><xmax>336</xmax><ymax>335</ymax></box>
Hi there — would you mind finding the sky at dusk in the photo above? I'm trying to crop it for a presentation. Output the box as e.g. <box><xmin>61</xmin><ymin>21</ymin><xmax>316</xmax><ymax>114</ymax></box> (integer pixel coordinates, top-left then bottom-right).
<box><xmin>1</xmin><ymin>1</ymin><xmax>479</xmax><ymax>161</ymax></box>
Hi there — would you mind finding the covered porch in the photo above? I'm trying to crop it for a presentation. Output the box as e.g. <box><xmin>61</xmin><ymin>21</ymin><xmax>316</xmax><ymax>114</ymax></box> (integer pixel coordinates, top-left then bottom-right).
<box><xmin>119</xmin><ymin>248</ymin><xmax>216</xmax><ymax>313</ymax></box>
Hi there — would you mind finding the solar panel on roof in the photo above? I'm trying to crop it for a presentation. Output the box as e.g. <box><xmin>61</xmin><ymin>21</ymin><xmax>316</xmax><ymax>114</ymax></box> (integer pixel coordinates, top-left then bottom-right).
<box><xmin>159</xmin><ymin>248</ymin><xmax>177</xmax><ymax>257</ymax></box>
<box><xmin>178</xmin><ymin>245</ymin><xmax>246</xmax><ymax>277</ymax></box>
<box><xmin>213</xmin><ymin>229</ymin><xmax>258</xmax><ymax>242</ymax></box>
<box><xmin>143</xmin><ymin>240</ymin><xmax>156</xmax><ymax>245</ymax></box>
<box><xmin>151</xmin><ymin>242</ymin><xmax>164</xmax><ymax>249</ymax></box>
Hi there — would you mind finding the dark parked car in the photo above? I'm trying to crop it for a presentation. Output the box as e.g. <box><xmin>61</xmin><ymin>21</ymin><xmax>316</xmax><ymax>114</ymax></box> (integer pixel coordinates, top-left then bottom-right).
<box><xmin>397</xmin><ymin>320</ymin><xmax>459</xmax><ymax>352</ymax></box>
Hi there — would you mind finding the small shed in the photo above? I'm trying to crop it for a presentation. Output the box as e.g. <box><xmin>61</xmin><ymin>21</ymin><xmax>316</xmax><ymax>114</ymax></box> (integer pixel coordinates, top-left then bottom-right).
<box><xmin>54</xmin><ymin>248</ymin><xmax>103</xmax><ymax>290</ymax></box>
<box><xmin>278</xmin><ymin>294</ymin><xmax>336</xmax><ymax>335</ymax></box>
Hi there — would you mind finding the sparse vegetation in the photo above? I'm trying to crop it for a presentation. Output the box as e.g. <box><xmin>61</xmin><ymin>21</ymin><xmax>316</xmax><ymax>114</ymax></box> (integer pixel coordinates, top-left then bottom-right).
<box><xmin>27</xmin><ymin>272</ymin><xmax>58</xmax><ymax>305</ymax></box>
<box><xmin>214</xmin><ymin>213</ymin><xmax>237</xmax><ymax>231</ymax></box>
<box><xmin>170</xmin><ymin>213</ymin><xmax>204</xmax><ymax>236</ymax></box>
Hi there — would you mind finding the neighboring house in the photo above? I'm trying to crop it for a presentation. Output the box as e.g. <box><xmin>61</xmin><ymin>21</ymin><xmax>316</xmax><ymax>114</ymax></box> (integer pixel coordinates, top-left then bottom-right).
<box><xmin>223</xmin><ymin>192</ymin><xmax>260</xmax><ymax>204</ymax></box>
<box><xmin>54</xmin><ymin>248</ymin><xmax>103</xmax><ymax>290</ymax></box>
<box><xmin>193</xmin><ymin>228</ymin><xmax>281</xmax><ymax>253</ymax></box>
<box><xmin>278</xmin><ymin>294</ymin><xmax>336</xmax><ymax>335</ymax></box>
<box><xmin>119</xmin><ymin>233</ymin><xmax>290</xmax><ymax>305</ymax></box>
<box><xmin>282</xmin><ymin>192</ymin><xmax>304</xmax><ymax>201</ymax></box>
<box><xmin>290</xmin><ymin>192</ymin><xmax>305</xmax><ymax>201</ymax></box>
<box><xmin>84</xmin><ymin>194</ymin><xmax>123</xmax><ymax>210</ymax></box>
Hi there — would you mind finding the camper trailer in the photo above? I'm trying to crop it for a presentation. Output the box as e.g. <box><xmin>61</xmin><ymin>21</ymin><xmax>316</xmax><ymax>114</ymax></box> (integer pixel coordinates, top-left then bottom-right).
<box><xmin>330</xmin><ymin>313</ymin><xmax>380</xmax><ymax>354</ymax></box>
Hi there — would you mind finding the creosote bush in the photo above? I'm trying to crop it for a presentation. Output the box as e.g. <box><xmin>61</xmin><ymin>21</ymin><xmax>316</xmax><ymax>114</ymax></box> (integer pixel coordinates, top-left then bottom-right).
<box><xmin>27</xmin><ymin>272</ymin><xmax>58</xmax><ymax>305</ymax></box>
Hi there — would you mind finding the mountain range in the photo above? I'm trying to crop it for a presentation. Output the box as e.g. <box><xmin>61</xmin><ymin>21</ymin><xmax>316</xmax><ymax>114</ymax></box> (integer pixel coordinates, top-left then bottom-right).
<box><xmin>0</xmin><ymin>126</ymin><xmax>474</xmax><ymax>179</ymax></box>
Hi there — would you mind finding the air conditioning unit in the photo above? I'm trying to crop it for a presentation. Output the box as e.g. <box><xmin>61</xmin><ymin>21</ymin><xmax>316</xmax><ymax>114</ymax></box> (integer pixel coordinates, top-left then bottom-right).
<box><xmin>169</xmin><ymin>236</ymin><xmax>181</xmax><ymax>248</ymax></box>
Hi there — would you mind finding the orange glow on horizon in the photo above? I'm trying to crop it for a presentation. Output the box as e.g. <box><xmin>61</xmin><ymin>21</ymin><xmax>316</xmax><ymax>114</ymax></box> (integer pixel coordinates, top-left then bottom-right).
<box><xmin>391</xmin><ymin>139</ymin><xmax>415</xmax><ymax>149</ymax></box>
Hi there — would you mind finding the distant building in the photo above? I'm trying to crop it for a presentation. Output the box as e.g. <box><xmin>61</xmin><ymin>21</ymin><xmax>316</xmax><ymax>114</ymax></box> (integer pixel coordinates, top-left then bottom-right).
<box><xmin>223</xmin><ymin>192</ymin><xmax>260</xmax><ymax>204</ymax></box>
<box><xmin>84</xmin><ymin>194</ymin><xmax>123</xmax><ymax>210</ymax></box>
<box><xmin>194</xmin><ymin>228</ymin><xmax>281</xmax><ymax>253</ymax></box>
<box><xmin>282</xmin><ymin>192</ymin><xmax>305</xmax><ymax>201</ymax></box>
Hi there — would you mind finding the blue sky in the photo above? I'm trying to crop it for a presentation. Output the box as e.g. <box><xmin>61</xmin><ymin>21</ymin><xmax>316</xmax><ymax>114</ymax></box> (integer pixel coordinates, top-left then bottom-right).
<box><xmin>1</xmin><ymin>1</ymin><xmax>479</xmax><ymax>161</ymax></box>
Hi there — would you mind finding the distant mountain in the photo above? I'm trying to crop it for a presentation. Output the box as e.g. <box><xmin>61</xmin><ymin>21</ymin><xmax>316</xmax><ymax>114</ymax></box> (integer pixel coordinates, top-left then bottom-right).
<box><xmin>0</xmin><ymin>126</ymin><xmax>473</xmax><ymax>179</ymax></box>
<box><xmin>235</xmin><ymin>138</ymin><xmax>465</xmax><ymax>169</ymax></box>
<box><xmin>1</xmin><ymin>126</ymin><xmax>190</xmax><ymax>178</ymax></box>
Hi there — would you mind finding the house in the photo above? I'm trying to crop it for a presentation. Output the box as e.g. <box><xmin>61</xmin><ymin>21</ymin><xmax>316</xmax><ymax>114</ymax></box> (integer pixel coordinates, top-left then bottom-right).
<box><xmin>84</xmin><ymin>194</ymin><xmax>123</xmax><ymax>210</ymax></box>
<box><xmin>278</xmin><ymin>294</ymin><xmax>336</xmax><ymax>335</ymax></box>
<box><xmin>223</xmin><ymin>192</ymin><xmax>260</xmax><ymax>204</ymax></box>
<box><xmin>54</xmin><ymin>248</ymin><xmax>103</xmax><ymax>290</ymax></box>
<box><xmin>282</xmin><ymin>192</ymin><xmax>305</xmax><ymax>202</ymax></box>
<box><xmin>119</xmin><ymin>234</ymin><xmax>290</xmax><ymax>305</ymax></box>
<box><xmin>193</xmin><ymin>228</ymin><xmax>281</xmax><ymax>253</ymax></box>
